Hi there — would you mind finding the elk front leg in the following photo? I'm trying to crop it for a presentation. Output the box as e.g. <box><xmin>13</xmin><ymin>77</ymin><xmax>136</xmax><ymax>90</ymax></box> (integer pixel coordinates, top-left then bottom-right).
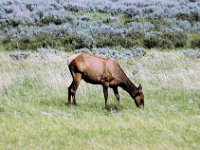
<box><xmin>113</xmin><ymin>87</ymin><xmax>120</xmax><ymax>103</ymax></box>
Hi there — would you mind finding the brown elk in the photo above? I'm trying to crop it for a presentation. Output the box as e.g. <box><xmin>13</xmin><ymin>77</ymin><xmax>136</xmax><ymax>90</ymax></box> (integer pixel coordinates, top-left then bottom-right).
<box><xmin>67</xmin><ymin>53</ymin><xmax>144</xmax><ymax>109</ymax></box>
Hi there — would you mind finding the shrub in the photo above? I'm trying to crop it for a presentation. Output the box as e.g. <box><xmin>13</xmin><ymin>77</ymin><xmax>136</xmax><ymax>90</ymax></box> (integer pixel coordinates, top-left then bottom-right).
<box><xmin>1</xmin><ymin>0</ymin><xmax>200</xmax><ymax>51</ymax></box>
<box><xmin>189</xmin><ymin>0</ymin><xmax>197</xmax><ymax>2</ymax></box>
<box><xmin>26</xmin><ymin>4</ymin><xmax>34</xmax><ymax>11</ymax></box>
<box><xmin>124</xmin><ymin>6</ymin><xmax>141</xmax><ymax>18</ymax></box>
<box><xmin>158</xmin><ymin>38</ymin><xmax>173</xmax><ymax>49</ymax></box>
<box><xmin>176</xmin><ymin>13</ymin><xmax>191</xmax><ymax>21</ymax></box>
<box><xmin>144</xmin><ymin>35</ymin><xmax>160</xmax><ymax>49</ymax></box>
<box><xmin>128</xmin><ymin>22</ymin><xmax>154</xmax><ymax>32</ymax></box>
<box><xmin>176</xmin><ymin>20</ymin><xmax>191</xmax><ymax>31</ymax></box>
<box><xmin>0</xmin><ymin>32</ymin><xmax>88</xmax><ymax>51</ymax></box>
<box><xmin>64</xmin><ymin>2</ymin><xmax>87</xmax><ymax>12</ymax></box>
<box><xmin>1</xmin><ymin>35</ymin><xmax>13</xmax><ymax>50</ymax></box>
<box><xmin>1</xmin><ymin>35</ymin><xmax>12</xmax><ymax>45</ymax></box>
<box><xmin>124</xmin><ymin>38</ymin><xmax>144</xmax><ymax>48</ymax></box>
<box><xmin>125</xmin><ymin>30</ymin><xmax>145</xmax><ymax>47</ymax></box>
<box><xmin>191</xmin><ymin>38</ymin><xmax>200</xmax><ymax>48</ymax></box>
<box><xmin>163</xmin><ymin>32</ymin><xmax>188</xmax><ymax>48</ymax></box>
<box><xmin>176</xmin><ymin>12</ymin><xmax>200</xmax><ymax>22</ymax></box>
<box><xmin>61</xmin><ymin>34</ymin><xmax>85</xmax><ymax>51</ymax></box>
<box><xmin>126</xmin><ymin>30</ymin><xmax>145</xmax><ymax>40</ymax></box>
<box><xmin>95</xmin><ymin>36</ymin><xmax>125</xmax><ymax>48</ymax></box>
<box><xmin>192</xmin><ymin>22</ymin><xmax>200</xmax><ymax>33</ymax></box>
<box><xmin>91</xmin><ymin>24</ymin><xmax>126</xmax><ymax>38</ymax></box>
<box><xmin>36</xmin><ymin>11</ymin><xmax>74</xmax><ymax>27</ymax></box>
<box><xmin>10</xmin><ymin>33</ymin><xmax>59</xmax><ymax>50</ymax></box>
<box><xmin>38</xmin><ymin>16</ymin><xmax>64</xmax><ymax>26</ymax></box>
<box><xmin>190</xmin><ymin>11</ymin><xmax>200</xmax><ymax>22</ymax></box>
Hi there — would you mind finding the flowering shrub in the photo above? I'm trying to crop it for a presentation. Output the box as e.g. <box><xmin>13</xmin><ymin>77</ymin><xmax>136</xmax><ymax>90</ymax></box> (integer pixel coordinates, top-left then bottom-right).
<box><xmin>192</xmin><ymin>22</ymin><xmax>200</xmax><ymax>33</ymax></box>
<box><xmin>128</xmin><ymin>22</ymin><xmax>154</xmax><ymax>32</ymax></box>
<box><xmin>0</xmin><ymin>0</ymin><xmax>200</xmax><ymax>50</ymax></box>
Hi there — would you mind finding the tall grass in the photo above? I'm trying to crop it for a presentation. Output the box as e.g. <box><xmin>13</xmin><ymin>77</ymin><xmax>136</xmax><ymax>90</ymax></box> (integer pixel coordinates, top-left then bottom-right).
<box><xmin>0</xmin><ymin>51</ymin><xmax>200</xmax><ymax>150</ymax></box>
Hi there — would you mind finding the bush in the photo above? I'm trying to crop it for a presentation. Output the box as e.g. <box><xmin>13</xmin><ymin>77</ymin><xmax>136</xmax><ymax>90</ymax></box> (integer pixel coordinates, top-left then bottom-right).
<box><xmin>122</xmin><ymin>30</ymin><xmax>145</xmax><ymax>48</ymax></box>
<box><xmin>158</xmin><ymin>38</ymin><xmax>173</xmax><ymax>49</ymax></box>
<box><xmin>191</xmin><ymin>38</ymin><xmax>200</xmax><ymax>48</ymax></box>
<box><xmin>124</xmin><ymin>38</ymin><xmax>144</xmax><ymax>48</ymax></box>
<box><xmin>61</xmin><ymin>34</ymin><xmax>85</xmax><ymax>51</ymax></box>
<box><xmin>1</xmin><ymin>0</ymin><xmax>200</xmax><ymax>51</ymax></box>
<box><xmin>124</xmin><ymin>6</ymin><xmax>141</xmax><ymax>18</ymax></box>
<box><xmin>176</xmin><ymin>12</ymin><xmax>200</xmax><ymax>22</ymax></box>
<box><xmin>38</xmin><ymin>16</ymin><xmax>64</xmax><ymax>26</ymax></box>
<box><xmin>2</xmin><ymin>33</ymin><xmax>59</xmax><ymax>50</ymax></box>
<box><xmin>176</xmin><ymin>13</ymin><xmax>191</xmax><ymax>21</ymax></box>
<box><xmin>192</xmin><ymin>22</ymin><xmax>200</xmax><ymax>33</ymax></box>
<box><xmin>144</xmin><ymin>35</ymin><xmax>160</xmax><ymax>49</ymax></box>
<box><xmin>95</xmin><ymin>36</ymin><xmax>125</xmax><ymax>48</ymax></box>
<box><xmin>176</xmin><ymin>20</ymin><xmax>191</xmax><ymax>31</ymax></box>
<box><xmin>190</xmin><ymin>12</ymin><xmax>200</xmax><ymax>22</ymax></box>
<box><xmin>126</xmin><ymin>30</ymin><xmax>145</xmax><ymax>40</ymax></box>
<box><xmin>0</xmin><ymin>33</ymin><xmax>88</xmax><ymax>51</ymax></box>
<box><xmin>26</xmin><ymin>4</ymin><xmax>34</xmax><ymax>12</ymax></box>
<box><xmin>128</xmin><ymin>22</ymin><xmax>154</xmax><ymax>32</ymax></box>
<box><xmin>1</xmin><ymin>35</ymin><xmax>12</xmax><ymax>45</ymax></box>
<box><xmin>163</xmin><ymin>32</ymin><xmax>188</xmax><ymax>48</ymax></box>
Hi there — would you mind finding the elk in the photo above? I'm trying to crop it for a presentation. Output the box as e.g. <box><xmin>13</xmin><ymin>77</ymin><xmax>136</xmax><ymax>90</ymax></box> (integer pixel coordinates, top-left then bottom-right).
<box><xmin>67</xmin><ymin>53</ymin><xmax>144</xmax><ymax>109</ymax></box>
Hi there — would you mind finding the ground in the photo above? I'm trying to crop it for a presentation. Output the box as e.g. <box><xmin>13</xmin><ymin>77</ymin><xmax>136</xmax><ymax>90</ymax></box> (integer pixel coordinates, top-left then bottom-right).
<box><xmin>0</xmin><ymin>50</ymin><xmax>200</xmax><ymax>150</ymax></box>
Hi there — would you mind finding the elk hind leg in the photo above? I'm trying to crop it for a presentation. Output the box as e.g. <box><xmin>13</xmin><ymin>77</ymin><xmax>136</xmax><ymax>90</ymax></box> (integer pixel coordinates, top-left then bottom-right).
<box><xmin>68</xmin><ymin>82</ymin><xmax>73</xmax><ymax>105</ymax></box>
<box><xmin>71</xmin><ymin>73</ymin><xmax>82</xmax><ymax>105</ymax></box>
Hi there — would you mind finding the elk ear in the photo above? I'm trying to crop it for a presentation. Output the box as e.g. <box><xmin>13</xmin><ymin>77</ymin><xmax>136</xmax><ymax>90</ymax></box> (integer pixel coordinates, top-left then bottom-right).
<box><xmin>138</xmin><ymin>84</ymin><xmax>142</xmax><ymax>91</ymax></box>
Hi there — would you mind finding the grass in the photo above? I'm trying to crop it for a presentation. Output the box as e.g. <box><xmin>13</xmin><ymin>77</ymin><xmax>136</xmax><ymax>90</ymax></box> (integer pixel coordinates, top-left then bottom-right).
<box><xmin>0</xmin><ymin>50</ymin><xmax>200</xmax><ymax>150</ymax></box>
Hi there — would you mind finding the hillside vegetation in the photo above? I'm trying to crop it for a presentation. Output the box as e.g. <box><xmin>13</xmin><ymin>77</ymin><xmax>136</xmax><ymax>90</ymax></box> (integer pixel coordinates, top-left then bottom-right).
<box><xmin>0</xmin><ymin>0</ymin><xmax>200</xmax><ymax>51</ymax></box>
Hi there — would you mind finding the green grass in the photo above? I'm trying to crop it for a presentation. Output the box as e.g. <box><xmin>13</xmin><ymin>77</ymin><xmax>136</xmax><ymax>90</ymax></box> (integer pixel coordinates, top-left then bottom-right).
<box><xmin>0</xmin><ymin>51</ymin><xmax>200</xmax><ymax>150</ymax></box>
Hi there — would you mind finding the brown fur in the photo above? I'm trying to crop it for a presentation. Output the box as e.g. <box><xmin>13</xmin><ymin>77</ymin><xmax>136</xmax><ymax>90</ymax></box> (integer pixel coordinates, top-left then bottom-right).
<box><xmin>68</xmin><ymin>53</ymin><xmax>144</xmax><ymax>108</ymax></box>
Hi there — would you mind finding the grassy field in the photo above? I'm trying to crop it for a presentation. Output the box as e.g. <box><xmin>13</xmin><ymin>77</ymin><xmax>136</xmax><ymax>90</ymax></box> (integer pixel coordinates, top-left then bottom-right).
<box><xmin>0</xmin><ymin>50</ymin><xmax>200</xmax><ymax>150</ymax></box>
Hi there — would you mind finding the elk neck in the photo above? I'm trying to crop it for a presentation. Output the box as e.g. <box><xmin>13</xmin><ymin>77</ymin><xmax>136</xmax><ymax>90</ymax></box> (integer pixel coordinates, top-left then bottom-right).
<box><xmin>120</xmin><ymin>74</ymin><xmax>139</xmax><ymax>98</ymax></box>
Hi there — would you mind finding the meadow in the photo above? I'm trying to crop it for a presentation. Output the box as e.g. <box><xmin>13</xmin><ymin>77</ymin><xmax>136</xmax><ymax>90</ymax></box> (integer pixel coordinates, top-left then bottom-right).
<box><xmin>0</xmin><ymin>50</ymin><xmax>200</xmax><ymax>150</ymax></box>
<box><xmin>0</xmin><ymin>0</ymin><xmax>200</xmax><ymax>149</ymax></box>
